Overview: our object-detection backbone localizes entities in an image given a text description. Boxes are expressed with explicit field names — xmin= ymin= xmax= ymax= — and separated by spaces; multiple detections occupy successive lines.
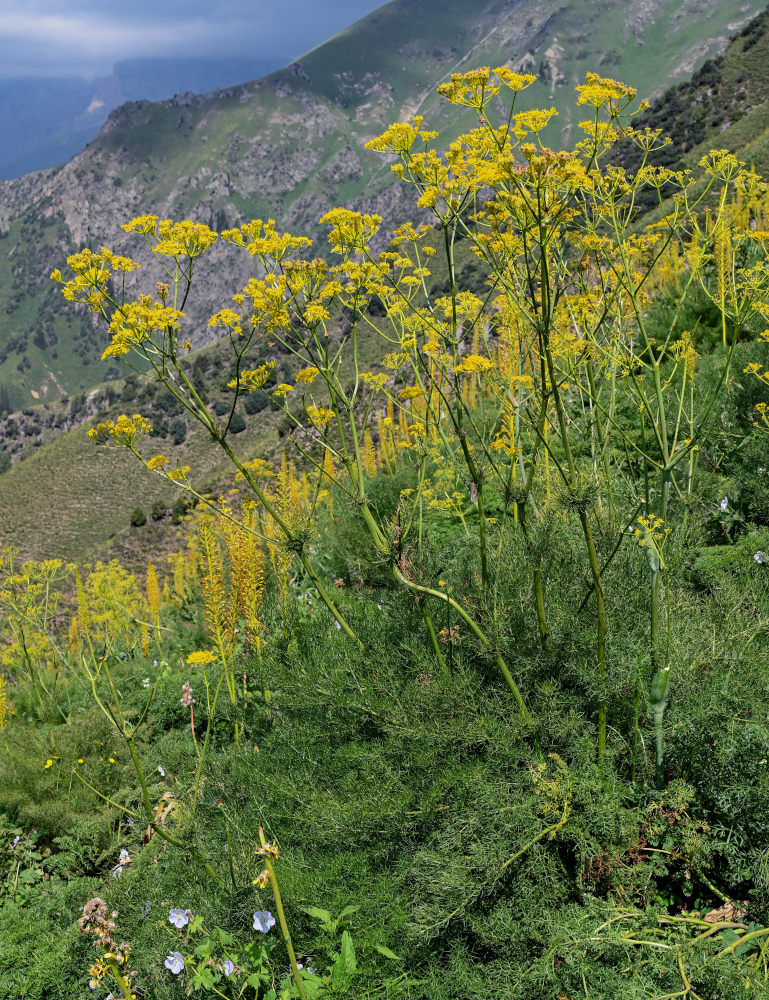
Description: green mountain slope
xmin=0 ymin=0 xmax=759 ymax=411
xmin=618 ymin=7 xmax=769 ymax=180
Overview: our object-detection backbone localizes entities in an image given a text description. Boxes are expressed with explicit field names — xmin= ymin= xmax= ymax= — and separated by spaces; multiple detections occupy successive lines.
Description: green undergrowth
xmin=3 ymin=474 xmax=769 ymax=998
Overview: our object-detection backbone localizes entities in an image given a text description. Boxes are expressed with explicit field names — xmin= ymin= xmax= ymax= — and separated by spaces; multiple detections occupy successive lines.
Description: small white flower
xmin=165 ymin=951 xmax=185 ymax=974
xmin=720 ymin=496 xmax=729 ymax=512
xmin=754 ymin=551 xmax=768 ymax=564
xmin=253 ymin=910 xmax=276 ymax=933
xmin=335 ymin=621 xmax=342 ymax=630
xmin=157 ymin=765 xmax=166 ymax=776
xmin=168 ymin=908 xmax=190 ymax=929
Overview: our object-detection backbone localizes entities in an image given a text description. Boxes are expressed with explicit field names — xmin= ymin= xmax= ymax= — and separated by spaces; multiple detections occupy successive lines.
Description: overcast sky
xmin=0 ymin=0 xmax=386 ymax=78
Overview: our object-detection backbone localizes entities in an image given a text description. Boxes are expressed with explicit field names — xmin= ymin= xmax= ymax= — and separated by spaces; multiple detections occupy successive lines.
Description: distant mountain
xmin=0 ymin=57 xmax=288 ymax=180
xmin=616 ymin=7 xmax=769 ymax=183
xmin=0 ymin=0 xmax=761 ymax=411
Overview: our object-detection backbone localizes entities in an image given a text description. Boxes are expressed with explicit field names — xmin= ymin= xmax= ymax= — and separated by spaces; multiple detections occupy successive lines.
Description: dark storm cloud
xmin=0 ymin=0 xmax=385 ymax=78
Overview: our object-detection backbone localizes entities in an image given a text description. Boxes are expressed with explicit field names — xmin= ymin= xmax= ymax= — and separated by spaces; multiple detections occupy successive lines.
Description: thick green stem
xmin=421 ymin=603 xmax=448 ymax=674
xmin=579 ymin=510 xmax=607 ymax=768
xmin=106 ymin=960 xmax=133 ymax=999
xmin=393 ymin=565 xmax=531 ymax=723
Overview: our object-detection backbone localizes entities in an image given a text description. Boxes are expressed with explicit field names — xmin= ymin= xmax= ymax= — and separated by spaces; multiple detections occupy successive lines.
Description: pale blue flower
xmin=253 ymin=910 xmax=276 ymax=933
xmin=165 ymin=951 xmax=185 ymax=974
xmin=720 ymin=496 xmax=729 ymax=512
xmin=224 ymin=957 xmax=235 ymax=977
xmin=755 ymin=551 xmax=768 ymax=564
xmin=297 ymin=962 xmax=316 ymax=975
xmin=169 ymin=908 xmax=190 ymax=929
xmin=157 ymin=765 xmax=166 ymax=776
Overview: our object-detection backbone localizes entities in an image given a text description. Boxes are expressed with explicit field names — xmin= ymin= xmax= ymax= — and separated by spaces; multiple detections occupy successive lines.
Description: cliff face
xmin=0 ymin=0 xmax=760 ymax=409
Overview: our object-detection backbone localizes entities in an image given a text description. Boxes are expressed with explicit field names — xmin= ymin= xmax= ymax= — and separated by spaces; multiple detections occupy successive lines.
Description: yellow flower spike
xmin=272 ymin=384 xmax=295 ymax=399
xmin=221 ymin=218 xmax=312 ymax=259
xmin=167 ymin=466 xmax=191 ymax=482
xmin=146 ymin=455 xmax=169 ymax=471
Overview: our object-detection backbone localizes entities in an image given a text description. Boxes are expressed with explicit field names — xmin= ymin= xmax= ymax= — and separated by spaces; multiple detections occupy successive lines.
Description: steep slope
xmin=617 ymin=7 xmax=769 ymax=181
xmin=0 ymin=0 xmax=759 ymax=411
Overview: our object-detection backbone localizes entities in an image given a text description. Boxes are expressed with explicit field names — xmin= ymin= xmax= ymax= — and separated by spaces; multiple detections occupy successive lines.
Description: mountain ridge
xmin=0 ymin=0 xmax=760 ymax=415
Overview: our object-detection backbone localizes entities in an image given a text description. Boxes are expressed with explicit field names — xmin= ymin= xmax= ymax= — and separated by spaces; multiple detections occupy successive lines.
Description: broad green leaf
xmin=374 ymin=944 xmax=402 ymax=961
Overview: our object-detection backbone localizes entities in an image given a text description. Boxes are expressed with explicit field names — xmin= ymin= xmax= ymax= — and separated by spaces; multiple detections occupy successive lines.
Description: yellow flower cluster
xmin=454 ymin=354 xmax=493 ymax=375
xmin=234 ymin=275 xmax=291 ymax=332
xmin=360 ymin=372 xmax=388 ymax=392
xmin=364 ymin=116 xmax=436 ymax=155
xmin=221 ymin=218 xmax=312 ymax=260
xmin=575 ymin=72 xmax=636 ymax=109
xmin=320 ymin=208 xmax=382 ymax=254
xmin=208 ymin=308 xmax=243 ymax=335
xmin=295 ymin=366 xmax=320 ymax=385
xmin=306 ymin=405 xmax=334 ymax=429
xmin=51 ymin=246 xmax=139 ymax=313
xmin=187 ymin=650 xmax=216 ymax=665
xmin=228 ymin=360 xmax=276 ymax=392
xmin=88 ymin=414 xmax=152 ymax=447
xmin=103 ymin=298 xmax=184 ymax=358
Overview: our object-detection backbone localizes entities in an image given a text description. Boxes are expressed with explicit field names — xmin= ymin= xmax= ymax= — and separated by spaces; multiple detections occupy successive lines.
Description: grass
xmin=2 ymin=456 xmax=769 ymax=998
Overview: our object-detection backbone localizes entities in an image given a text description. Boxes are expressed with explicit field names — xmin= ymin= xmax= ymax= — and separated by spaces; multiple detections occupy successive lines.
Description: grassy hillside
xmin=618 ymin=7 xmax=769 ymax=177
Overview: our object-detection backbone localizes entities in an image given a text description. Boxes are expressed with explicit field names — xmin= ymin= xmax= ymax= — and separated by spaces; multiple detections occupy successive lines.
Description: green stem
xmin=259 ymin=828 xmax=306 ymax=1000
xmin=421 ymin=603 xmax=448 ymax=674
xmin=392 ymin=565 xmax=531 ymax=722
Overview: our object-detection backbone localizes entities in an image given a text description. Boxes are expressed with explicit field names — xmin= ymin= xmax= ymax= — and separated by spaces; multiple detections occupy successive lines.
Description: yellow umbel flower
xmin=454 ymin=355 xmax=493 ymax=375
xmin=88 ymin=414 xmax=152 ymax=447
xmin=306 ymin=406 xmax=334 ymax=429
xmin=320 ymin=208 xmax=382 ymax=254
xmin=187 ymin=650 xmax=216 ymax=665
xmin=152 ymin=219 xmax=218 ymax=258
xmin=221 ymin=218 xmax=311 ymax=260
xmin=229 ymin=361 xmax=276 ymax=392
xmin=576 ymin=73 xmax=636 ymax=109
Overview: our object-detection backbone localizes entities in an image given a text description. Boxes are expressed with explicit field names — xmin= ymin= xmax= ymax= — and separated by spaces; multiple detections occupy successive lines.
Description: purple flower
xmin=165 ymin=951 xmax=185 ymax=974
xmin=224 ymin=957 xmax=235 ymax=977
xmin=253 ymin=910 xmax=276 ymax=933
xmin=168 ymin=908 xmax=190 ymax=929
